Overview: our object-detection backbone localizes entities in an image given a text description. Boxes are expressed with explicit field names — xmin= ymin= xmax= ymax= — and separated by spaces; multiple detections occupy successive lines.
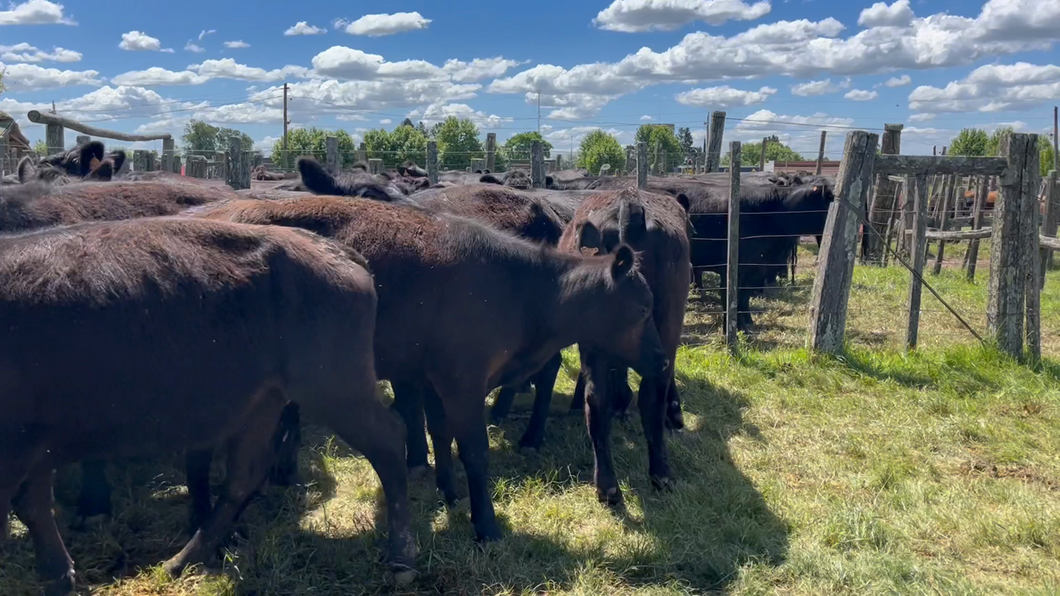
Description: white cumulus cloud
xmin=285 ymin=21 xmax=326 ymax=36
xmin=883 ymin=74 xmax=911 ymax=87
xmin=119 ymin=31 xmax=171 ymax=52
xmin=909 ymin=61 xmax=1060 ymax=113
xmin=335 ymin=12 xmax=431 ymax=36
xmin=593 ymin=0 xmax=771 ymax=32
xmin=844 ymin=89 xmax=879 ymax=101
xmin=675 ymin=85 xmax=777 ymax=107
xmin=185 ymin=41 xmax=204 ymax=53
xmin=0 ymin=43 xmax=80 ymax=63
xmin=0 ymin=62 xmax=101 ymax=90
xmin=858 ymin=0 xmax=915 ymax=28
xmin=0 ymin=0 xmax=75 ymax=25
xmin=224 ymin=40 xmax=250 ymax=49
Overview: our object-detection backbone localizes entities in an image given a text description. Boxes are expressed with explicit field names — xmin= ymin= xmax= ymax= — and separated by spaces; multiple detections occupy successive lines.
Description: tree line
xmin=948 ymin=127 xmax=1055 ymax=176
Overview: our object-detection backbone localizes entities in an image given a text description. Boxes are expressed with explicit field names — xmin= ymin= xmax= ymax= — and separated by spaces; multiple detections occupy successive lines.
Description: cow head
xmin=297 ymin=157 xmax=406 ymax=202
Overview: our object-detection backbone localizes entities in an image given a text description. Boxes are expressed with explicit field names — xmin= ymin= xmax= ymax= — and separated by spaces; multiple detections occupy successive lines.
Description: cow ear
xmin=298 ymin=157 xmax=344 ymax=196
xmin=88 ymin=160 xmax=114 ymax=181
xmin=578 ymin=221 xmax=602 ymax=254
xmin=483 ymin=168 xmax=491 ymax=174
xmin=620 ymin=201 xmax=647 ymax=244
xmin=676 ymin=192 xmax=690 ymax=213
xmin=611 ymin=244 xmax=635 ymax=279
xmin=17 ymin=155 xmax=37 ymax=183
xmin=108 ymin=151 xmax=127 ymax=174
xmin=545 ymin=175 xmax=554 ymax=187
xmin=78 ymin=141 xmax=105 ymax=178
xmin=480 ymin=174 xmax=502 ymax=185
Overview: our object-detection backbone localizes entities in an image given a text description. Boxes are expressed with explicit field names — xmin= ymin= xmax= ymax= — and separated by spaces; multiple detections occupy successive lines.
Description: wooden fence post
xmin=966 ymin=175 xmax=989 ymax=281
xmin=1040 ymin=170 xmax=1059 ymax=284
xmin=726 ymin=141 xmax=742 ymax=354
xmin=45 ymin=122 xmax=64 ymax=155
xmin=145 ymin=151 xmax=156 ymax=172
xmin=471 ymin=158 xmax=486 ymax=173
xmin=161 ymin=138 xmax=174 ymax=172
xmin=326 ymin=136 xmax=339 ymax=174
xmin=531 ymin=141 xmax=545 ymax=188
xmin=172 ymin=155 xmax=182 ymax=175
xmin=906 ymin=175 xmax=929 ymax=350
xmin=988 ymin=133 xmax=1039 ymax=358
xmin=1025 ymin=171 xmax=1043 ymax=363
xmin=485 ymin=132 xmax=496 ymax=172
xmin=133 ymin=150 xmax=146 ymax=172
xmin=75 ymin=134 xmax=90 ymax=146
xmin=368 ymin=158 xmax=383 ymax=174
xmin=815 ymin=131 xmax=827 ymax=175
xmin=932 ymin=175 xmax=956 ymax=275
xmin=226 ymin=136 xmax=250 ymax=190
xmin=637 ymin=142 xmax=648 ymax=189
xmin=356 ymin=143 xmax=367 ymax=166
xmin=759 ymin=137 xmax=767 ymax=171
xmin=864 ymin=123 xmax=903 ymax=264
xmin=427 ymin=141 xmax=438 ymax=185
xmin=807 ymin=130 xmax=879 ymax=354
xmin=705 ymin=111 xmax=726 ymax=173
xmin=653 ymin=140 xmax=661 ymax=176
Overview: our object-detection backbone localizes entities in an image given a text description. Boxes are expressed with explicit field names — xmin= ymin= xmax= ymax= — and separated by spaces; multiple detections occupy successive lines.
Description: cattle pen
xmin=3 ymin=112 xmax=1060 ymax=596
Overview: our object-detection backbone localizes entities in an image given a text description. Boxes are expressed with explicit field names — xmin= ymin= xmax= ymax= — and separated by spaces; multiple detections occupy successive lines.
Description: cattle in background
xmin=557 ymin=187 xmax=691 ymax=504
xmin=0 ymin=217 xmax=417 ymax=594
xmin=200 ymin=196 xmax=667 ymax=543
xmin=14 ymin=142 xmax=122 ymax=185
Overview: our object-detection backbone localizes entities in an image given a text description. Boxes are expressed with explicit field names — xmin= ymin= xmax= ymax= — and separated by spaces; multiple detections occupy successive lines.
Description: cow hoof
xmin=517 ymin=434 xmax=544 ymax=451
xmin=651 ymin=475 xmax=675 ymax=492
xmin=597 ymin=486 xmax=623 ymax=506
xmin=408 ymin=465 xmax=432 ymax=481
xmin=77 ymin=513 xmax=109 ymax=530
xmin=42 ymin=572 xmax=76 ymax=596
xmin=474 ymin=525 xmax=503 ymax=543
xmin=392 ymin=566 xmax=418 ymax=588
xmin=439 ymin=488 xmax=461 ymax=508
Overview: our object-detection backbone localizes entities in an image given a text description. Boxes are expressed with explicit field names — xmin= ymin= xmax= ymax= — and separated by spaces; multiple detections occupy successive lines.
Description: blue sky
xmin=1 ymin=0 xmax=1058 ymax=159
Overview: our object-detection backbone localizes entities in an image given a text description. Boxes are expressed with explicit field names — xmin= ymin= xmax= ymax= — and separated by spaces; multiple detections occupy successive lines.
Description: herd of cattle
xmin=0 ymin=140 xmax=835 ymax=595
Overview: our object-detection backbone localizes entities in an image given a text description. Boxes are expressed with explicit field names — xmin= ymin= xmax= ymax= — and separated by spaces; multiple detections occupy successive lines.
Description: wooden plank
xmin=932 ymin=175 xmax=956 ymax=275
xmin=866 ymin=124 xmax=903 ymax=264
xmin=906 ymin=175 xmax=929 ymax=350
xmin=427 ymin=141 xmax=438 ymax=185
xmin=875 ymin=154 xmax=1008 ymax=177
xmin=1041 ymin=235 xmax=1060 ymax=251
xmin=988 ymin=133 xmax=1037 ymax=358
xmin=726 ymin=141 xmax=741 ymax=354
xmin=485 ymin=132 xmax=496 ymax=172
xmin=815 ymin=131 xmax=826 ymax=175
xmin=27 ymin=110 xmax=172 ymax=141
xmin=705 ymin=111 xmax=726 ymax=173
xmin=636 ymin=142 xmax=648 ymax=189
xmin=1040 ymin=171 xmax=1058 ymax=284
xmin=808 ymin=130 xmax=879 ymax=354
xmin=904 ymin=228 xmax=992 ymax=241
xmin=531 ymin=141 xmax=545 ymax=188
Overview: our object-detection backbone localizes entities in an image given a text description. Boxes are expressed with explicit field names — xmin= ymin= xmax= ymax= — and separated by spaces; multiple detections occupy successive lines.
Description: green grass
xmin=3 ymin=250 xmax=1060 ymax=595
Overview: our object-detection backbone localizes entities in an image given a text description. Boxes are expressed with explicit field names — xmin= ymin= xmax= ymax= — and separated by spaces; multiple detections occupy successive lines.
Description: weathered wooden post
xmin=726 ymin=141 xmax=742 ymax=354
xmin=864 ymin=124 xmax=903 ymax=264
xmin=599 ymin=164 xmax=612 ymax=176
xmin=1040 ymin=170 xmax=1059 ymax=284
xmin=988 ymin=133 xmax=1039 ymax=359
xmin=485 ymin=132 xmax=496 ymax=172
xmin=368 ymin=158 xmax=383 ymax=174
xmin=45 ymin=122 xmax=64 ymax=155
xmin=531 ymin=140 xmax=545 ymax=188
xmin=426 ymin=141 xmax=438 ymax=185
xmin=636 ymin=142 xmax=648 ymax=189
xmin=815 ymin=131 xmax=827 ymax=175
xmin=145 ymin=151 xmax=156 ymax=172
xmin=807 ymin=130 xmax=879 ymax=354
xmin=132 ymin=150 xmax=146 ymax=172
xmin=705 ymin=111 xmax=726 ymax=173
xmin=356 ymin=142 xmax=367 ymax=166
xmin=1024 ymin=172 xmax=1043 ymax=363
xmin=161 ymin=138 xmax=174 ymax=172
xmin=653 ymin=140 xmax=661 ymax=176
xmin=555 ymin=154 xmax=563 ymax=171
xmin=75 ymin=134 xmax=90 ymax=146
xmin=966 ymin=175 xmax=989 ymax=281
xmin=759 ymin=137 xmax=768 ymax=171
xmin=226 ymin=136 xmax=250 ymax=190
xmin=470 ymin=158 xmax=486 ymax=172
xmin=932 ymin=175 xmax=957 ymax=275
xmin=325 ymin=136 xmax=339 ymax=174
xmin=172 ymin=155 xmax=182 ymax=175
xmin=906 ymin=175 xmax=930 ymax=350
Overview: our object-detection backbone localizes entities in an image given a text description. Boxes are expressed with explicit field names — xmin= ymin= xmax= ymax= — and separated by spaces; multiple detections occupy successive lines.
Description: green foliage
xmin=362 ymin=123 xmax=428 ymax=168
xmin=986 ymin=127 xmax=1013 ymax=157
xmin=271 ymin=127 xmax=357 ymax=168
xmin=949 ymin=128 xmax=990 ymax=156
xmin=503 ymin=132 xmax=552 ymax=161
xmin=986 ymin=127 xmax=1057 ymax=176
xmin=678 ymin=126 xmax=700 ymax=163
xmin=33 ymin=139 xmax=47 ymax=155
xmin=182 ymin=120 xmax=253 ymax=158
xmin=722 ymin=137 xmax=805 ymax=167
xmin=577 ymin=130 xmax=625 ymax=175
xmin=433 ymin=117 xmax=484 ymax=170
xmin=635 ymin=124 xmax=683 ymax=172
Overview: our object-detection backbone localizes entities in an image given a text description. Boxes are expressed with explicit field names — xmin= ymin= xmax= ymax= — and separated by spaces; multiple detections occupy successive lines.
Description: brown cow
xmin=0 ymin=217 xmax=416 ymax=594
xmin=558 ymin=187 xmax=691 ymax=504
xmin=199 ymin=196 xmax=668 ymax=542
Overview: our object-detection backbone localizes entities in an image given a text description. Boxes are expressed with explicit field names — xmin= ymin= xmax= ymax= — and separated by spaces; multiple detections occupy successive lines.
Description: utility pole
xmin=536 ymin=89 xmax=541 ymax=135
xmin=1053 ymin=106 xmax=1058 ymax=171
xmin=282 ymin=82 xmax=289 ymax=168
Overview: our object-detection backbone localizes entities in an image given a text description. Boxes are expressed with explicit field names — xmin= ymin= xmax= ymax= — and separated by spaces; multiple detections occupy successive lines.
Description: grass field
xmin=3 ymin=244 xmax=1059 ymax=595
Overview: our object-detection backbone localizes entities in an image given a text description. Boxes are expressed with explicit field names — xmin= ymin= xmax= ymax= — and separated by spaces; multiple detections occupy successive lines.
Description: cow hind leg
xmin=489 ymin=387 xmax=518 ymax=423
xmin=391 ymin=382 xmax=430 ymax=475
xmin=423 ymin=388 xmax=460 ymax=506
xmin=569 ymin=371 xmax=586 ymax=414
xmin=664 ymin=377 xmax=685 ymax=431
xmin=268 ymin=402 xmax=301 ymax=487
xmin=519 ymin=352 xmax=563 ymax=450
xmin=582 ymin=355 xmax=622 ymax=505
xmin=638 ymin=374 xmax=675 ymax=491
xmin=13 ymin=466 xmax=76 ymax=596
xmin=163 ymin=388 xmax=285 ymax=578
xmin=184 ymin=448 xmax=214 ymax=535
xmin=75 ymin=459 xmax=112 ymax=521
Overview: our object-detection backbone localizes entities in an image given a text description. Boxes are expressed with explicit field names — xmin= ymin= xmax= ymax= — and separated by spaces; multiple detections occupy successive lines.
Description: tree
xmin=434 ymin=117 xmax=483 ymax=170
xmin=182 ymin=120 xmax=254 ymax=159
xmin=635 ymin=124 xmax=683 ymax=172
xmin=362 ymin=124 xmax=429 ymax=168
xmin=400 ymin=117 xmax=415 ymax=128
xmin=722 ymin=138 xmax=804 ymax=167
xmin=33 ymin=139 xmax=47 ymax=155
xmin=503 ymin=132 xmax=552 ymax=161
xmin=986 ymin=127 xmax=1013 ymax=157
xmin=949 ymin=128 xmax=989 ymax=156
xmin=416 ymin=121 xmax=430 ymax=138
xmin=270 ymin=127 xmax=357 ymax=167
xmin=217 ymin=126 xmax=254 ymax=153
xmin=678 ymin=126 xmax=699 ymax=164
xmin=577 ymin=130 xmax=625 ymax=175
xmin=985 ymin=127 xmax=1055 ymax=176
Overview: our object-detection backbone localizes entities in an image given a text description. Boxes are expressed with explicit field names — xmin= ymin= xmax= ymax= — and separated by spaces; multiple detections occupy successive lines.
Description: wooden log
xmin=1040 ymin=171 xmax=1059 ymax=284
xmin=226 ymin=136 xmax=250 ymax=191
xmin=27 ymin=110 xmax=172 ymax=141
xmin=874 ymin=155 xmax=1008 ymax=177
xmin=637 ymin=142 xmax=648 ymax=189
xmin=45 ymin=122 xmax=64 ymax=155
xmin=932 ymin=175 xmax=956 ymax=275
xmin=485 ymin=132 xmax=496 ymax=172
xmin=865 ymin=124 xmax=903 ymax=264
xmin=906 ymin=175 xmax=929 ymax=350
xmin=531 ymin=141 xmax=545 ymax=188
xmin=727 ymin=141 xmax=741 ymax=354
xmin=368 ymin=158 xmax=383 ymax=175
xmin=815 ymin=131 xmax=827 ymax=175
xmin=966 ymin=176 xmax=988 ymax=281
xmin=808 ymin=130 xmax=879 ymax=354
xmin=705 ymin=111 xmax=726 ymax=173
xmin=1041 ymin=235 xmax=1060 ymax=251
xmin=427 ymin=141 xmax=438 ymax=185
xmin=904 ymin=228 xmax=992 ymax=241
xmin=325 ymin=136 xmax=339 ymax=174
xmin=988 ymin=133 xmax=1037 ymax=359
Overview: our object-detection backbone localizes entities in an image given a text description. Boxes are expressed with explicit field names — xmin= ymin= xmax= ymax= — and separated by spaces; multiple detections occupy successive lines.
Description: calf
xmin=558 ymin=188 xmax=691 ymax=504
xmin=0 ymin=217 xmax=416 ymax=594
xmin=200 ymin=196 xmax=668 ymax=542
